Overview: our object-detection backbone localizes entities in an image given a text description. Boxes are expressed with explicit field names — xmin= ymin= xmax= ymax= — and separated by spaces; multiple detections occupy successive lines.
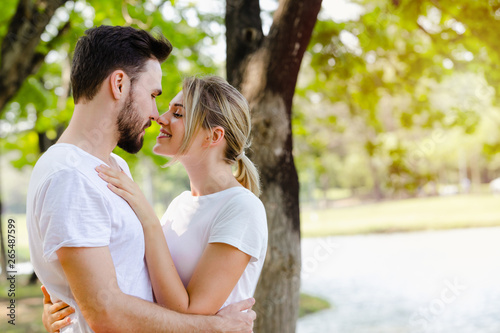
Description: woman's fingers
xmin=52 ymin=304 xmax=75 ymax=321
xmin=95 ymin=165 xmax=145 ymax=208
xmin=40 ymin=287 xmax=75 ymax=333
xmin=96 ymin=165 xmax=120 ymax=181
xmin=96 ymin=165 xmax=134 ymax=193
xmin=49 ymin=301 xmax=72 ymax=314
xmin=41 ymin=285 xmax=51 ymax=304
xmin=96 ymin=165 xmax=119 ymax=177
xmin=107 ymin=183 xmax=133 ymax=201
xmin=97 ymin=170 xmax=122 ymax=186
xmin=51 ymin=316 xmax=72 ymax=333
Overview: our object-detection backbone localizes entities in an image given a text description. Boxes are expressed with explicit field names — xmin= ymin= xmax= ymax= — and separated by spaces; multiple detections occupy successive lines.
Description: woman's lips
xmin=157 ymin=129 xmax=172 ymax=138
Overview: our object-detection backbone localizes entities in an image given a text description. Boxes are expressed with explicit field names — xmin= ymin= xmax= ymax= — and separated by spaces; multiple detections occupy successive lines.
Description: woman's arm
xmin=96 ymin=165 xmax=251 ymax=314
xmin=144 ymin=224 xmax=250 ymax=314
xmin=183 ymin=242 xmax=251 ymax=314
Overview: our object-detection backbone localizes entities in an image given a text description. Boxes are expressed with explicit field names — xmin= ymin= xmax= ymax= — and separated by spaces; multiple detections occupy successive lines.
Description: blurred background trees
xmin=294 ymin=0 xmax=500 ymax=206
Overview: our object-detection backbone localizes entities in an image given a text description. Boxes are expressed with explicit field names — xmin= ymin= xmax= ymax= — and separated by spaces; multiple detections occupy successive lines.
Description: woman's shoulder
xmin=208 ymin=187 xmax=268 ymax=260
xmin=218 ymin=187 xmax=265 ymax=211
xmin=212 ymin=187 xmax=267 ymax=228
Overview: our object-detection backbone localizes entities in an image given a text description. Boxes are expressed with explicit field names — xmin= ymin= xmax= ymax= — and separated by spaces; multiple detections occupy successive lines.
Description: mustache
xmin=143 ymin=119 xmax=152 ymax=130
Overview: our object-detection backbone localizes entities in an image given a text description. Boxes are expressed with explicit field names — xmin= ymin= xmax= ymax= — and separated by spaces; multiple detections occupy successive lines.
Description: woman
xmin=42 ymin=75 xmax=268 ymax=332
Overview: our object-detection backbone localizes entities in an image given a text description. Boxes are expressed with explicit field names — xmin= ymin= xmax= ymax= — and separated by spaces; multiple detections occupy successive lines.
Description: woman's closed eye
xmin=173 ymin=112 xmax=183 ymax=118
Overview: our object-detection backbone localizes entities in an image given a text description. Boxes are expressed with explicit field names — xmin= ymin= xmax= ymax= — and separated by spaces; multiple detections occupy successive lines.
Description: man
xmin=26 ymin=25 xmax=255 ymax=332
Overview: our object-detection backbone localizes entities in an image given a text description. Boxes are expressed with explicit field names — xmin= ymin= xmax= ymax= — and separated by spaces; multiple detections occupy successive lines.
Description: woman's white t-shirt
xmin=161 ymin=186 xmax=268 ymax=309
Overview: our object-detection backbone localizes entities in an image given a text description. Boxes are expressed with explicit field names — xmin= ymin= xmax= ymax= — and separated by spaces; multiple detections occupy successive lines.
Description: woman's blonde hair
xmin=176 ymin=75 xmax=261 ymax=196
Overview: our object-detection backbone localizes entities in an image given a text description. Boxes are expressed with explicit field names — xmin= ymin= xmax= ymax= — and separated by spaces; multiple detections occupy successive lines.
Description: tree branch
xmin=263 ymin=0 xmax=322 ymax=110
xmin=225 ymin=0 xmax=264 ymax=88
xmin=0 ymin=0 xmax=68 ymax=115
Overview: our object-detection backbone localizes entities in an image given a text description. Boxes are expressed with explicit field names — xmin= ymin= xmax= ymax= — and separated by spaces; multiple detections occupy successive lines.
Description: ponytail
xmin=234 ymin=152 xmax=261 ymax=197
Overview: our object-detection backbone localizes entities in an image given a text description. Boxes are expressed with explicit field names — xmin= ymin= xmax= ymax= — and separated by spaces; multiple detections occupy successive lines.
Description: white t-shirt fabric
xmin=26 ymin=143 xmax=153 ymax=333
xmin=161 ymin=186 xmax=268 ymax=309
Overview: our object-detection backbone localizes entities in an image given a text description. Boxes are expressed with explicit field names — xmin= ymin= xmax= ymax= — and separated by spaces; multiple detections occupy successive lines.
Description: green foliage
xmin=0 ymin=0 xmax=221 ymax=172
xmin=293 ymin=0 xmax=500 ymax=200
xmin=0 ymin=1 xmax=229 ymax=214
xmin=0 ymin=0 xmax=18 ymax=40
xmin=3 ymin=0 xmax=500 ymax=207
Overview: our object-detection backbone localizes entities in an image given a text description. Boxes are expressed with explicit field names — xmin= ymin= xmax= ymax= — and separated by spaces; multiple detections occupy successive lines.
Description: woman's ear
xmin=110 ymin=70 xmax=128 ymax=100
xmin=211 ymin=127 xmax=225 ymax=145
xmin=203 ymin=127 xmax=225 ymax=147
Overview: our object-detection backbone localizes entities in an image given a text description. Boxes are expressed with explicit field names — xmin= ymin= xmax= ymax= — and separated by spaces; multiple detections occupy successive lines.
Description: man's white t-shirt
xmin=161 ymin=186 xmax=268 ymax=309
xmin=26 ymin=143 xmax=153 ymax=332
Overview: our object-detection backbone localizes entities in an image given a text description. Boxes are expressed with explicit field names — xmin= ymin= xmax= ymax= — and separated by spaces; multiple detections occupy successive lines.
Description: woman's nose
xmin=156 ymin=112 xmax=170 ymax=126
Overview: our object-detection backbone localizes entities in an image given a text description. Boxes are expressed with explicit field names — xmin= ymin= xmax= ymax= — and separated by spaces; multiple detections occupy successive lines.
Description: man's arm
xmin=56 ymin=246 xmax=255 ymax=332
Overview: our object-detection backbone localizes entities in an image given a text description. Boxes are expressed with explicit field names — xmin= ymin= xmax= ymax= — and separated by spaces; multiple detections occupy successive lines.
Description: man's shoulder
xmin=35 ymin=143 xmax=89 ymax=170
xmin=31 ymin=144 xmax=110 ymax=196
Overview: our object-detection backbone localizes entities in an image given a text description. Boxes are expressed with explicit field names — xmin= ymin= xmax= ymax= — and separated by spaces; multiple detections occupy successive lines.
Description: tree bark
xmin=0 ymin=0 xmax=69 ymax=114
xmin=226 ymin=1 xmax=322 ymax=331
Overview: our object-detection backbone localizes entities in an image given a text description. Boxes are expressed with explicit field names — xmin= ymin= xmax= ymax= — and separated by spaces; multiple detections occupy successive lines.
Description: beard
xmin=116 ymin=89 xmax=151 ymax=154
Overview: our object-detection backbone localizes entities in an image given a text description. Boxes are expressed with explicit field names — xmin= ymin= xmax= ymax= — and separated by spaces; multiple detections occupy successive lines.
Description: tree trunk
xmin=0 ymin=0 xmax=69 ymax=115
xmin=226 ymin=1 xmax=322 ymax=331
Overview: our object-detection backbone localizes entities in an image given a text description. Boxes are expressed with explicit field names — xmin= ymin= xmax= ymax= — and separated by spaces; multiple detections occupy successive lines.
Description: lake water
xmin=297 ymin=227 xmax=500 ymax=332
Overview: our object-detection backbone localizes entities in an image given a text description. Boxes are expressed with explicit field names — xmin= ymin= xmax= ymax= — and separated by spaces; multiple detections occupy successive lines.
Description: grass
xmin=301 ymin=193 xmax=500 ymax=237
xmin=299 ymin=293 xmax=331 ymax=318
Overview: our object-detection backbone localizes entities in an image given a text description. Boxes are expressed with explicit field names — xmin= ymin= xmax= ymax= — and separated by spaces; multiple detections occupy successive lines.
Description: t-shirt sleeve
xmin=37 ymin=169 xmax=112 ymax=262
xmin=208 ymin=193 xmax=268 ymax=263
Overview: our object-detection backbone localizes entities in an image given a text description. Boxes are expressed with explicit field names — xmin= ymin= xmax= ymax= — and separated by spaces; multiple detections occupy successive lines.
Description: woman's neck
xmin=181 ymin=155 xmax=241 ymax=196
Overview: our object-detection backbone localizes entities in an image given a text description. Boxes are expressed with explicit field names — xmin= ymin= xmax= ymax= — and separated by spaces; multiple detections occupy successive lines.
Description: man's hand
xmin=214 ymin=298 xmax=256 ymax=332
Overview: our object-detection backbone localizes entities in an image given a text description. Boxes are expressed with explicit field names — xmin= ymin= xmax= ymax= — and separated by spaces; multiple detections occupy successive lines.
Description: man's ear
xmin=110 ymin=70 xmax=128 ymax=100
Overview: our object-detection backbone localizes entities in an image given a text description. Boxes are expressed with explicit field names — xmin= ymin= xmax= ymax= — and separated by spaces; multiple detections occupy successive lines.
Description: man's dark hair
xmin=71 ymin=25 xmax=172 ymax=103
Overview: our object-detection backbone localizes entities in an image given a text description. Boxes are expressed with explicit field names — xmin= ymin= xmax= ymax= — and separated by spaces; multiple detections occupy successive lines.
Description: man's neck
xmin=58 ymin=104 xmax=119 ymax=166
